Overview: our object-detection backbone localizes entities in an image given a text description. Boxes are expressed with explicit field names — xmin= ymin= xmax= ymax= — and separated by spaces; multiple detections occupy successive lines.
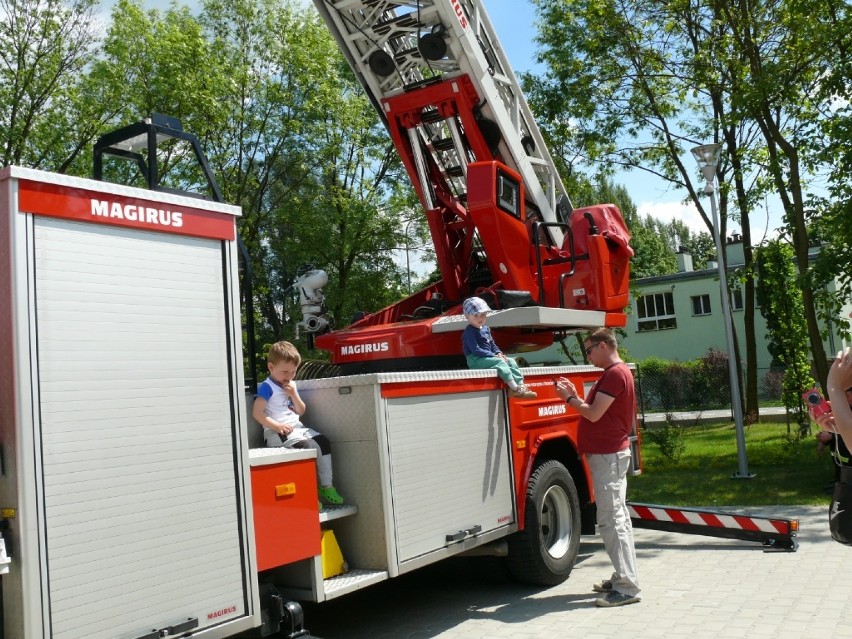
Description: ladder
xmin=311 ymin=0 xmax=571 ymax=246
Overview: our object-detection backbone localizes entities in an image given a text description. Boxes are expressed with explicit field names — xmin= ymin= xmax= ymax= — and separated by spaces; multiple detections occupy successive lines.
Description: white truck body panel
xmin=0 ymin=167 xmax=259 ymax=639
xmin=385 ymin=391 xmax=514 ymax=564
xmin=264 ymin=370 xmax=516 ymax=602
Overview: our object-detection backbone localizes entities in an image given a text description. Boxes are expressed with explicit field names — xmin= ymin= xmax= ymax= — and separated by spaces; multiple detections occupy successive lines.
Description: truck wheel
xmin=506 ymin=459 xmax=581 ymax=586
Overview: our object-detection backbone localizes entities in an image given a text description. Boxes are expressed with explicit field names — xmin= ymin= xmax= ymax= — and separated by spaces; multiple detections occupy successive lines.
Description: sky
xmin=114 ymin=0 xmax=766 ymax=240
xmin=483 ymin=0 xmax=745 ymax=238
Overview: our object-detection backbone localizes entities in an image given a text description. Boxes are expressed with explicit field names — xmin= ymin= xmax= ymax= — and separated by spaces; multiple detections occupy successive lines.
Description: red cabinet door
xmin=251 ymin=459 xmax=321 ymax=571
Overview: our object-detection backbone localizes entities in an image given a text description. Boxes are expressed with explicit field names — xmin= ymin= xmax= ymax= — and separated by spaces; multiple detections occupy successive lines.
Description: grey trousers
xmin=587 ymin=450 xmax=641 ymax=598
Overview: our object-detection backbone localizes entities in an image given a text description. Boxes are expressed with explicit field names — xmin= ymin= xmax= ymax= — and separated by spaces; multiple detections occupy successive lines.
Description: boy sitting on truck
xmin=253 ymin=340 xmax=344 ymax=506
xmin=462 ymin=297 xmax=536 ymax=399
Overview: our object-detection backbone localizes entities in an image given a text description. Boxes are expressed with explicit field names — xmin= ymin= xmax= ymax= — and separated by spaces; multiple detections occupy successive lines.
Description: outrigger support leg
xmin=627 ymin=502 xmax=799 ymax=553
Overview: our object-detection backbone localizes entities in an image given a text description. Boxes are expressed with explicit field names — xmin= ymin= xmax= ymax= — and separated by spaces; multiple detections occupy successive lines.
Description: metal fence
xmin=635 ymin=363 xmax=788 ymax=414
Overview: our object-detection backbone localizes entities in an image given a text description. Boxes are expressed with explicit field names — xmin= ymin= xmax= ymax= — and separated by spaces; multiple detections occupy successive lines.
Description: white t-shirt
xmin=256 ymin=377 xmax=301 ymax=427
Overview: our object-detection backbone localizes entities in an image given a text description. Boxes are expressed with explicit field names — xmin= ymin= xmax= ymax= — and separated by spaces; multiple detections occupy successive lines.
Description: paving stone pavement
xmin=304 ymin=505 xmax=850 ymax=639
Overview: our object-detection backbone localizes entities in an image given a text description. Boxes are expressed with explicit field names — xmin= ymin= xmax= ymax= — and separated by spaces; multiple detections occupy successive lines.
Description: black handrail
xmin=532 ymin=221 xmax=575 ymax=307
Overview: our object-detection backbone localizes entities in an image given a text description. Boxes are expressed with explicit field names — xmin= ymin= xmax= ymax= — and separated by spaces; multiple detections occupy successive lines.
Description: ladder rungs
xmin=393 ymin=47 xmax=421 ymax=62
xmin=373 ymin=14 xmax=420 ymax=36
xmin=420 ymin=108 xmax=444 ymax=122
xmin=431 ymin=138 xmax=454 ymax=151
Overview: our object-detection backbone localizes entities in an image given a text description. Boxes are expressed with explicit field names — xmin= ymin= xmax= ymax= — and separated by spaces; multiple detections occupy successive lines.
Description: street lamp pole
xmin=691 ymin=144 xmax=753 ymax=479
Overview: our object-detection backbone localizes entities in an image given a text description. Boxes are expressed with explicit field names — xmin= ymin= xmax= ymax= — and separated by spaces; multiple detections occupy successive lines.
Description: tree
xmin=712 ymin=0 xmax=852 ymax=390
xmin=83 ymin=0 xmax=229 ymax=185
xmin=523 ymin=0 xmax=850 ymax=420
xmin=754 ymin=239 xmax=814 ymax=431
xmin=0 ymin=0 xmax=100 ymax=171
xmin=805 ymin=9 xmax=852 ymax=347
xmin=192 ymin=0 xmax=412 ymax=363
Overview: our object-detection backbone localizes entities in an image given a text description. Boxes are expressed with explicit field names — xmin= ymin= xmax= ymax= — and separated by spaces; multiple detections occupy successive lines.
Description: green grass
xmin=629 ymin=422 xmax=837 ymax=507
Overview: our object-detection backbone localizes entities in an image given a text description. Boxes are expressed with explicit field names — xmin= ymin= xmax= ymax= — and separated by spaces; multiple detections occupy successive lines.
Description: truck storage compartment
xmin=0 ymin=168 xmax=258 ymax=639
xmin=385 ymin=390 xmax=515 ymax=568
xmin=276 ymin=370 xmax=516 ymax=601
xmin=250 ymin=448 xmax=322 ymax=572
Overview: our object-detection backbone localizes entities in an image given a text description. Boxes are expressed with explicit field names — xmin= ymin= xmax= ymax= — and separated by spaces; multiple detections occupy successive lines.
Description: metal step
xmin=393 ymin=47 xmax=421 ymax=62
xmin=323 ymin=569 xmax=388 ymax=600
xmin=372 ymin=13 xmax=419 ymax=36
xmin=319 ymin=503 xmax=358 ymax=523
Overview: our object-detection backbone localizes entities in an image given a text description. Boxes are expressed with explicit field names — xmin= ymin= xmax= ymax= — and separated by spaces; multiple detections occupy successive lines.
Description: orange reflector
xmin=790 ymin=520 xmax=798 ymax=533
xmin=515 ymin=440 xmax=527 ymax=449
xmin=275 ymin=483 xmax=296 ymax=497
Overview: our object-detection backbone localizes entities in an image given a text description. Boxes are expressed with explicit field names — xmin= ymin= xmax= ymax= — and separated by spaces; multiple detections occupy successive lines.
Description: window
xmin=691 ymin=294 xmax=711 ymax=316
xmin=496 ymin=171 xmax=520 ymax=217
xmin=731 ymin=288 xmax=744 ymax=311
xmin=636 ymin=292 xmax=677 ymax=331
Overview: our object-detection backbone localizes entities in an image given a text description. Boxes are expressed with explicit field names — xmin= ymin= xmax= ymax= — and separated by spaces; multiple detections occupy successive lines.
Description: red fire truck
xmin=0 ymin=1 xmax=640 ymax=638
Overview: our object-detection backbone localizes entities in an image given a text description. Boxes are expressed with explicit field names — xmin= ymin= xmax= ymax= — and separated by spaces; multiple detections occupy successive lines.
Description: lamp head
xmin=691 ymin=143 xmax=722 ymax=186
xmin=691 ymin=143 xmax=722 ymax=169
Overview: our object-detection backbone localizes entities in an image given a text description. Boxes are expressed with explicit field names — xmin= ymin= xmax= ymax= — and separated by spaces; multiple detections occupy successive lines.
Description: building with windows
xmin=513 ymin=237 xmax=850 ymax=375
xmin=624 ymin=238 xmax=850 ymax=372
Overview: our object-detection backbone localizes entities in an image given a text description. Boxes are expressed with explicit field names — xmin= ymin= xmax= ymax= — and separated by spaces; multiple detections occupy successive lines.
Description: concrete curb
xmin=642 ymin=406 xmax=789 ymax=426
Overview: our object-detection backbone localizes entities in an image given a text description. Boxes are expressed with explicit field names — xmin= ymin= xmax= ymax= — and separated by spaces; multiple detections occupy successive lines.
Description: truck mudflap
xmin=256 ymin=584 xmax=323 ymax=639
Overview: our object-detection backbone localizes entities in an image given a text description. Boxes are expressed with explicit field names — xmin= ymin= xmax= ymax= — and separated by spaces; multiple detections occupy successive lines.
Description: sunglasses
xmin=584 ymin=343 xmax=598 ymax=357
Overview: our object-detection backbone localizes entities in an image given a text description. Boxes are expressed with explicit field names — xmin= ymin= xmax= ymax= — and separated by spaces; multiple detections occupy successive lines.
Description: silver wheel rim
xmin=540 ymin=484 xmax=572 ymax=559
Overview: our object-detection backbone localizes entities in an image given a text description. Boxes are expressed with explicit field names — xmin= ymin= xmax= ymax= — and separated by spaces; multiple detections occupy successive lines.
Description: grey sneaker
xmin=511 ymin=385 xmax=537 ymax=399
xmin=595 ymin=591 xmax=640 ymax=607
xmin=592 ymin=580 xmax=613 ymax=593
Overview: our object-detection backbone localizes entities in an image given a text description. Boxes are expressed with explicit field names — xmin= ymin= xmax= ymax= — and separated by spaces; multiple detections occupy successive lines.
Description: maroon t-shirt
xmin=577 ymin=362 xmax=635 ymax=455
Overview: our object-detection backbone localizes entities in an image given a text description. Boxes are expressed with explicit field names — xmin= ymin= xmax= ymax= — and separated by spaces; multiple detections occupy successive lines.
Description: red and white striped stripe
xmin=628 ymin=503 xmax=793 ymax=536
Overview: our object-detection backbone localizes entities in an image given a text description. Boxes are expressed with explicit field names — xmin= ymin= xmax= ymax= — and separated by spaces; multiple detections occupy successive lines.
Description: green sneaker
xmin=319 ymin=485 xmax=344 ymax=505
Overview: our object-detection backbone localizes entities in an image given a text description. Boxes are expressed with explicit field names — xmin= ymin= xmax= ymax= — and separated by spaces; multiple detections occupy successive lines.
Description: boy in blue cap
xmin=461 ymin=296 xmax=536 ymax=399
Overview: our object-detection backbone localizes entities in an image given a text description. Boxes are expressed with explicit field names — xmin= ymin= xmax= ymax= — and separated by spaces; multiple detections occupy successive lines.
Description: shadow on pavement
xmin=303 ymin=555 xmax=589 ymax=639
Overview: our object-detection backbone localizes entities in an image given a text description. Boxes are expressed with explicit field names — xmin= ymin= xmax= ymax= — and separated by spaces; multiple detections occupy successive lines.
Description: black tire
xmin=506 ymin=459 xmax=582 ymax=586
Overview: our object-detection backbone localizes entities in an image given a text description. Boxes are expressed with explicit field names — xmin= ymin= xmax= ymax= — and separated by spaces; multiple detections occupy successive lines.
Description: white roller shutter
xmin=33 ymin=217 xmax=247 ymax=639
xmin=385 ymin=391 xmax=515 ymax=564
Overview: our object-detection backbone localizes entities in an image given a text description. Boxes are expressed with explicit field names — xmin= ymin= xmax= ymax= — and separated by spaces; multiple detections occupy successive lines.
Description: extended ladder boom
xmin=312 ymin=0 xmax=571 ymax=239
xmin=312 ymin=0 xmax=633 ymax=373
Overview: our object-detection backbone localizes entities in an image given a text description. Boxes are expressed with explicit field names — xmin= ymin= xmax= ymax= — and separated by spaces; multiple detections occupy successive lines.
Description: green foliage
xmin=632 ymin=422 xmax=834 ymax=507
xmin=85 ymin=0 xmax=229 ymax=186
xmin=638 ymin=350 xmax=731 ymax=411
xmin=808 ymin=105 xmax=852 ymax=345
xmin=643 ymin=422 xmax=686 ymax=463
xmin=0 ymin=0 xmax=100 ymax=170
xmin=753 ymin=240 xmax=815 ymax=420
